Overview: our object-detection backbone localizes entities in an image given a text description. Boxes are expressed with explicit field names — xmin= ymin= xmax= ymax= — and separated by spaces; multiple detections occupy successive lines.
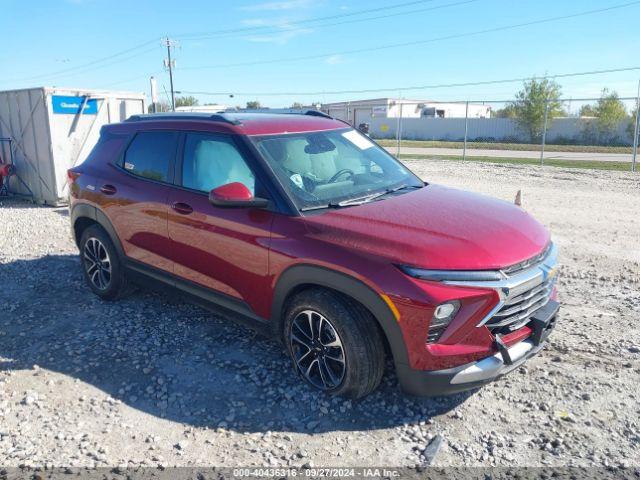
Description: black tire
xmin=284 ymin=288 xmax=385 ymax=399
xmin=79 ymin=224 xmax=132 ymax=300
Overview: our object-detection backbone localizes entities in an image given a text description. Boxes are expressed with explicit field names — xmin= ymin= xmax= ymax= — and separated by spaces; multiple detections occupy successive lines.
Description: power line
xmin=174 ymin=0 xmax=443 ymax=40
xmin=2 ymin=39 xmax=159 ymax=84
xmin=178 ymin=0 xmax=477 ymax=42
xmin=205 ymin=1 xmax=477 ymax=42
xmin=177 ymin=65 xmax=640 ymax=97
xmin=181 ymin=1 xmax=640 ymax=71
xmin=10 ymin=0 xmax=638 ymax=90
xmin=105 ymin=71 xmax=163 ymax=88
xmin=50 ymin=47 xmax=158 ymax=82
xmin=0 ymin=0 xmax=466 ymax=85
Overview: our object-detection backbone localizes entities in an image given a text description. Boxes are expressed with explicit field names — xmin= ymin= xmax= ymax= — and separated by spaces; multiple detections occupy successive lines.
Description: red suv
xmin=68 ymin=111 xmax=559 ymax=399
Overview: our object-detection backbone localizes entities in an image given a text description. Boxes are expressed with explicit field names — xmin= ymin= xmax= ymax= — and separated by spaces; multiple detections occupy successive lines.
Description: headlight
xmin=399 ymin=265 xmax=502 ymax=282
xmin=428 ymin=300 xmax=461 ymax=343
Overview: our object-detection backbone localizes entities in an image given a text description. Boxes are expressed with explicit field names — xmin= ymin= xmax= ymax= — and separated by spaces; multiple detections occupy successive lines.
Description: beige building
xmin=321 ymin=98 xmax=491 ymax=125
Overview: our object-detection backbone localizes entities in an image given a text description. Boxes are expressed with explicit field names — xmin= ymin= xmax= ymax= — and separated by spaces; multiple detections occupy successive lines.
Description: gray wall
xmin=369 ymin=117 xmax=633 ymax=144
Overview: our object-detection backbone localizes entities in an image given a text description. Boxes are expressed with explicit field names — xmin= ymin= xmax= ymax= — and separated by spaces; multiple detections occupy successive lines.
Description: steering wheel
xmin=327 ymin=169 xmax=355 ymax=184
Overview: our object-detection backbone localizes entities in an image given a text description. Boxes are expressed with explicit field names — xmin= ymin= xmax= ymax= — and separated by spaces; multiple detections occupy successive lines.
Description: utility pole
xmin=163 ymin=37 xmax=177 ymax=111
xmin=463 ymin=101 xmax=469 ymax=162
xmin=632 ymin=79 xmax=640 ymax=173
xmin=540 ymin=99 xmax=549 ymax=166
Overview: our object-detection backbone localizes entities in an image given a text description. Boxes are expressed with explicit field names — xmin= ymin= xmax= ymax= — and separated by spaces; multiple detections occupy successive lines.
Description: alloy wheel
xmin=289 ymin=310 xmax=346 ymax=390
xmin=83 ymin=237 xmax=112 ymax=290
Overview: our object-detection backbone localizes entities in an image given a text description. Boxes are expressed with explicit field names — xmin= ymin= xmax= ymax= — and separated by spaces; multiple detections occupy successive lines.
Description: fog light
xmin=434 ymin=302 xmax=457 ymax=320
xmin=428 ymin=300 xmax=461 ymax=343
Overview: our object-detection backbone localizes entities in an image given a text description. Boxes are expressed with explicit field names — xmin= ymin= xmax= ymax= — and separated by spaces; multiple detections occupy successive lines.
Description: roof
xmin=121 ymin=111 xmax=348 ymax=136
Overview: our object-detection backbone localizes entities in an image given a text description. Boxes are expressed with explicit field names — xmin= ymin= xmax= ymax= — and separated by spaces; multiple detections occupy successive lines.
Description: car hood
xmin=303 ymin=184 xmax=550 ymax=270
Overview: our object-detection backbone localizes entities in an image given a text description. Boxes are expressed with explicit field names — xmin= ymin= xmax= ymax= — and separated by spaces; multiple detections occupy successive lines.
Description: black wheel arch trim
xmin=70 ymin=203 xmax=125 ymax=258
xmin=271 ymin=264 xmax=410 ymax=366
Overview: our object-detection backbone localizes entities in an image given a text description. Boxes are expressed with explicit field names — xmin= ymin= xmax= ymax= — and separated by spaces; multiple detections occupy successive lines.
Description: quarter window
xmin=123 ymin=131 xmax=178 ymax=182
xmin=182 ymin=133 xmax=256 ymax=194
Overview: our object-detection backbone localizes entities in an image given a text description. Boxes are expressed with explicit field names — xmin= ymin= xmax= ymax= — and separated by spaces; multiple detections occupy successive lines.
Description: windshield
xmin=251 ymin=128 xmax=423 ymax=211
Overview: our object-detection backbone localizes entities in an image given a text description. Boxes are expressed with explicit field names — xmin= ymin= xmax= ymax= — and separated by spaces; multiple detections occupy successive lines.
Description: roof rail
xmin=210 ymin=114 xmax=242 ymax=124
xmin=304 ymin=110 xmax=333 ymax=119
xmin=125 ymin=113 xmax=241 ymax=125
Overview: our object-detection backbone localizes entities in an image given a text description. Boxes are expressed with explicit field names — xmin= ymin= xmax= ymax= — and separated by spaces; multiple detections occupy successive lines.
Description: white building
xmin=175 ymin=104 xmax=228 ymax=113
xmin=321 ymin=98 xmax=491 ymax=125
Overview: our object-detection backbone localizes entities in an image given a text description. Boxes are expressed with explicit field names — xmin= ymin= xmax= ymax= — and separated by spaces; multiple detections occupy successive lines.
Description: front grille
xmin=421 ymin=242 xmax=558 ymax=342
xmin=486 ymin=275 xmax=556 ymax=334
xmin=427 ymin=326 xmax=448 ymax=343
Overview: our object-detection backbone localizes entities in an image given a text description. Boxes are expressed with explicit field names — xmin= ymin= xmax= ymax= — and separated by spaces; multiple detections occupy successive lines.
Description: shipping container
xmin=0 ymin=87 xmax=145 ymax=205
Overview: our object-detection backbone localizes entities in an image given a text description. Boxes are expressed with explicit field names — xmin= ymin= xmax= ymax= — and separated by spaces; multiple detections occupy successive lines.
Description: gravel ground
xmin=0 ymin=160 xmax=639 ymax=470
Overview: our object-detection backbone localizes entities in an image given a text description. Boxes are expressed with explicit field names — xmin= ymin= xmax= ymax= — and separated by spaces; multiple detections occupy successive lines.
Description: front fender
xmin=270 ymin=264 xmax=410 ymax=367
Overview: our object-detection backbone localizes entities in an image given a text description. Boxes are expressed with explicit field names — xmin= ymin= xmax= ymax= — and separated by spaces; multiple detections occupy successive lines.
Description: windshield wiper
xmin=299 ymin=184 xmax=423 ymax=211
xmin=336 ymin=184 xmax=422 ymax=206
xmin=374 ymin=183 xmax=422 ymax=199
xmin=300 ymin=196 xmax=377 ymax=210
xmin=299 ymin=203 xmax=342 ymax=212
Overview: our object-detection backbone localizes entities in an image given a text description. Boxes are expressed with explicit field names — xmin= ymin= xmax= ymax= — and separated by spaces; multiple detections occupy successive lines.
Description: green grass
xmin=398 ymin=154 xmax=634 ymax=172
xmin=378 ymin=139 xmax=633 ymax=154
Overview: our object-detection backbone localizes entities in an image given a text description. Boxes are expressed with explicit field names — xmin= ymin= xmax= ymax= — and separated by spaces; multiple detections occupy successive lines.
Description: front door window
xmin=182 ymin=133 xmax=256 ymax=194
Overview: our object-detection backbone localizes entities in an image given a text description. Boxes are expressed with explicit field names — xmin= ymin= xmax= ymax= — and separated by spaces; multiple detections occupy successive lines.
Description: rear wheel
xmin=284 ymin=289 xmax=385 ymax=399
xmin=79 ymin=225 xmax=131 ymax=300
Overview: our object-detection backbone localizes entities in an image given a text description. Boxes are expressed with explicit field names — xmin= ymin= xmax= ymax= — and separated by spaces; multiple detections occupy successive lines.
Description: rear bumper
xmin=397 ymin=300 xmax=559 ymax=396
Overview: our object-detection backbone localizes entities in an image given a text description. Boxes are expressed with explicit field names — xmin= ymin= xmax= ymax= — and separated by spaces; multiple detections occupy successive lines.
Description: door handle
xmin=171 ymin=202 xmax=193 ymax=215
xmin=100 ymin=184 xmax=117 ymax=195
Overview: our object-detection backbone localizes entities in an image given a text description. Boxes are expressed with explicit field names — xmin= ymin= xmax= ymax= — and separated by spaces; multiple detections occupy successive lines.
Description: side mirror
xmin=208 ymin=182 xmax=269 ymax=208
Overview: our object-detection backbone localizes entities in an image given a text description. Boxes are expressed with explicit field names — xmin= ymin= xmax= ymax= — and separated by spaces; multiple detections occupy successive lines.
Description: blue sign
xmin=52 ymin=95 xmax=98 ymax=115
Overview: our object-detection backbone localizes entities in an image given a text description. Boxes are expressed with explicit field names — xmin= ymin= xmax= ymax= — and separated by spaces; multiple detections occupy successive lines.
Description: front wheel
xmin=284 ymin=289 xmax=385 ymax=399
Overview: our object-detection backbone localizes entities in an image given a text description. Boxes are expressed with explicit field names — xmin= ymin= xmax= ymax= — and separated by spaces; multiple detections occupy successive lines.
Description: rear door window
xmin=123 ymin=131 xmax=179 ymax=182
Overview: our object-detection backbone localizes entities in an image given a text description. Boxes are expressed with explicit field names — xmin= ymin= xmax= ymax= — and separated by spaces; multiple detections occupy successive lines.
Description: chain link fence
xmin=321 ymin=95 xmax=640 ymax=172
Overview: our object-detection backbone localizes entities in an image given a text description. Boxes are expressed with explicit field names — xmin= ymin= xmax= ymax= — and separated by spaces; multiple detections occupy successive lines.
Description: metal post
xmin=395 ymin=103 xmax=400 ymax=156
xmin=632 ymin=80 xmax=640 ymax=173
xmin=150 ymin=76 xmax=158 ymax=113
xmin=540 ymin=100 xmax=549 ymax=166
xmin=165 ymin=37 xmax=176 ymax=112
xmin=396 ymin=102 xmax=404 ymax=157
xmin=463 ymin=101 xmax=469 ymax=161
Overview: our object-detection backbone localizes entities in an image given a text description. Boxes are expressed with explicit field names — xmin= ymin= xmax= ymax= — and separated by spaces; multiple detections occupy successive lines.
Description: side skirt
xmin=124 ymin=259 xmax=273 ymax=338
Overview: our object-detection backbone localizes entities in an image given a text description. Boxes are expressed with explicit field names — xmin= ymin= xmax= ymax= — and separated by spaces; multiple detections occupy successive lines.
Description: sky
xmin=3 ymin=0 xmax=640 ymax=109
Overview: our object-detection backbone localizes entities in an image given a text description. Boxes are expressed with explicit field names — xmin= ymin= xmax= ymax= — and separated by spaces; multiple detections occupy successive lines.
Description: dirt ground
xmin=0 ymin=160 xmax=638 ymax=470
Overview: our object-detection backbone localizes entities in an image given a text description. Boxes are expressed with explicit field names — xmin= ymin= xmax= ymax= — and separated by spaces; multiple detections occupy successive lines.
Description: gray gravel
xmin=0 ymin=160 xmax=638 ymax=469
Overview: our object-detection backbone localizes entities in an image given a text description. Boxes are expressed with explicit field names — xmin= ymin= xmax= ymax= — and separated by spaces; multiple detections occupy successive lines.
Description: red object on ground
xmin=0 ymin=163 xmax=15 ymax=177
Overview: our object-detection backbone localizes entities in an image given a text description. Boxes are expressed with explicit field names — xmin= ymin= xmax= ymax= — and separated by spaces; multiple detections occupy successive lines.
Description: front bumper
xmin=397 ymin=299 xmax=559 ymax=396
